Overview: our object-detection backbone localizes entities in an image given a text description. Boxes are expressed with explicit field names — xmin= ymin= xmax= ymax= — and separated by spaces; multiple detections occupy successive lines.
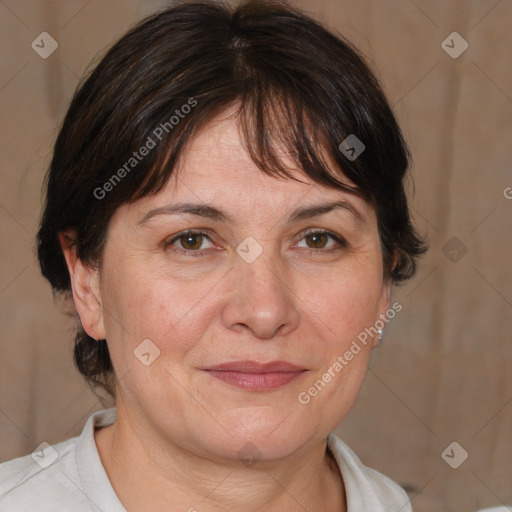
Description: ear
xmin=58 ymin=230 xmax=106 ymax=341
xmin=373 ymin=250 xmax=398 ymax=347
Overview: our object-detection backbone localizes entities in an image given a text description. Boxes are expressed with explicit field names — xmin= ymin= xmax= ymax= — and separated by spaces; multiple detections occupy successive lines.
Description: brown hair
xmin=37 ymin=0 xmax=427 ymax=398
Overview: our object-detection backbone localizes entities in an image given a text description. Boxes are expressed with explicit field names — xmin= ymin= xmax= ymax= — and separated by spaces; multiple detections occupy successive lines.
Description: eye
xmin=295 ymin=230 xmax=346 ymax=251
xmin=164 ymin=229 xmax=346 ymax=258
xmin=165 ymin=231 xmax=214 ymax=254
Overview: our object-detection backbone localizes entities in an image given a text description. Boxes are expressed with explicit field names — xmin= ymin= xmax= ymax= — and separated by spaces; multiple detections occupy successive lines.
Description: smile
xmin=203 ymin=360 xmax=308 ymax=391
xmin=205 ymin=370 xmax=307 ymax=390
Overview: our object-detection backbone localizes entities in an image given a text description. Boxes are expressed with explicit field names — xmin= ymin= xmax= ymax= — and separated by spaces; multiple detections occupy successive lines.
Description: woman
xmin=0 ymin=1 xmax=426 ymax=510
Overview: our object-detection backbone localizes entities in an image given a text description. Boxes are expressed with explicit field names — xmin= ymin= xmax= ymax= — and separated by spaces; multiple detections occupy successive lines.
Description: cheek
xmin=297 ymin=280 xmax=378 ymax=427
xmin=306 ymin=265 xmax=383 ymax=347
xmin=100 ymin=260 xmax=220 ymax=362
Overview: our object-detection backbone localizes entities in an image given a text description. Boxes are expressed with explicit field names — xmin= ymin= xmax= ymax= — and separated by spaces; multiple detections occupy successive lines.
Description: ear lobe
xmin=58 ymin=231 xmax=106 ymax=341
xmin=373 ymin=272 xmax=393 ymax=348
xmin=380 ymin=248 xmax=400 ymax=311
xmin=379 ymin=278 xmax=392 ymax=311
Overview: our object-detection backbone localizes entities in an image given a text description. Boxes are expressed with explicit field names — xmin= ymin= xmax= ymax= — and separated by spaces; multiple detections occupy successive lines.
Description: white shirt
xmin=477 ymin=508 xmax=512 ymax=512
xmin=0 ymin=408 xmax=412 ymax=512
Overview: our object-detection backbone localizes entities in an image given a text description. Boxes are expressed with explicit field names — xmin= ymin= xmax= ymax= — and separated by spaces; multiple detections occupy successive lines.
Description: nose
xmin=221 ymin=251 xmax=300 ymax=340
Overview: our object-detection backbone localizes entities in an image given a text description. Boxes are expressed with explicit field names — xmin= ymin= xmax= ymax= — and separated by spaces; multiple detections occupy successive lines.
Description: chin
xmin=203 ymin=405 xmax=315 ymax=462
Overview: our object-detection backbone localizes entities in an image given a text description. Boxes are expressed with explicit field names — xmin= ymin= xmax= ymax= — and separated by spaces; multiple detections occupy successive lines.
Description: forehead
xmin=115 ymin=112 xmax=376 ymax=231
xmin=159 ymin=115 xmax=365 ymax=211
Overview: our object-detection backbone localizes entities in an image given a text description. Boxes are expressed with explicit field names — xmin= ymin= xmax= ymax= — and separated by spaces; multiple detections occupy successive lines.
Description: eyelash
xmin=164 ymin=229 xmax=347 ymax=258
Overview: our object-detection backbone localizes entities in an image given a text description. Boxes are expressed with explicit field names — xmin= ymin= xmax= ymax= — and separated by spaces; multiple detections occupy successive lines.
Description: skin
xmin=60 ymin=111 xmax=393 ymax=512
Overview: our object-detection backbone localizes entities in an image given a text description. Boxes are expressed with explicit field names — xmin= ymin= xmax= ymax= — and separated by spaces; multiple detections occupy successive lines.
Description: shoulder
xmin=0 ymin=408 xmax=118 ymax=512
xmin=362 ymin=465 xmax=412 ymax=511
xmin=327 ymin=433 xmax=412 ymax=512
xmin=0 ymin=436 xmax=92 ymax=511
xmin=477 ymin=508 xmax=512 ymax=512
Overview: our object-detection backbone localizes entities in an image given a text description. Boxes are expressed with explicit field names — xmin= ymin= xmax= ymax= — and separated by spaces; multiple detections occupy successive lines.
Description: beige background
xmin=0 ymin=1 xmax=511 ymax=511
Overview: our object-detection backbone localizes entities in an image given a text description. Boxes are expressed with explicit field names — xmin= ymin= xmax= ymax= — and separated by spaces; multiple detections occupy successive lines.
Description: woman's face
xmin=84 ymin=114 xmax=391 ymax=462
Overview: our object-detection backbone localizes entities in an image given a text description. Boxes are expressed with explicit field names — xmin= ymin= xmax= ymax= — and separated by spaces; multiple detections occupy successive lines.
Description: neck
xmin=95 ymin=404 xmax=346 ymax=512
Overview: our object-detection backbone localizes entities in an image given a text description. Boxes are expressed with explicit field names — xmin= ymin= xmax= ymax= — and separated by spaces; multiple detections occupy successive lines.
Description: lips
xmin=206 ymin=360 xmax=306 ymax=373
xmin=203 ymin=360 xmax=308 ymax=390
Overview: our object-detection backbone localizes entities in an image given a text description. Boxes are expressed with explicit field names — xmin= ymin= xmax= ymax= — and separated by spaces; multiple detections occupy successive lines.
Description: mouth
xmin=202 ymin=360 xmax=308 ymax=391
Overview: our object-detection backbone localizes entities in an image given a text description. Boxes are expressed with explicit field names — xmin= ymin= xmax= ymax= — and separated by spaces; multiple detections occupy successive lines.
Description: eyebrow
xmin=138 ymin=200 xmax=367 ymax=226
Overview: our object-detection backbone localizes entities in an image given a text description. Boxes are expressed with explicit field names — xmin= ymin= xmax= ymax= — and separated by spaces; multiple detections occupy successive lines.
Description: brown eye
xmin=166 ymin=231 xmax=214 ymax=253
xmin=305 ymin=232 xmax=329 ymax=249
xmin=178 ymin=233 xmax=204 ymax=250
xmin=296 ymin=230 xmax=346 ymax=251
